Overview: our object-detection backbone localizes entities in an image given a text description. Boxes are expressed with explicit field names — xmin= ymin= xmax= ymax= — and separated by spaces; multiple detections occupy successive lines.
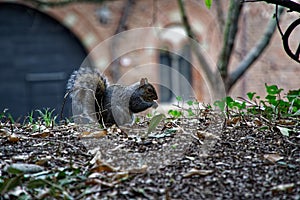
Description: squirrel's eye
xmin=146 ymin=87 xmax=153 ymax=93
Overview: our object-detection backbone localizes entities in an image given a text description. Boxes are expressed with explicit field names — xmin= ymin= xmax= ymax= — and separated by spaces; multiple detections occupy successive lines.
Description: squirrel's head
xmin=138 ymin=78 xmax=158 ymax=102
xmin=129 ymin=78 xmax=158 ymax=113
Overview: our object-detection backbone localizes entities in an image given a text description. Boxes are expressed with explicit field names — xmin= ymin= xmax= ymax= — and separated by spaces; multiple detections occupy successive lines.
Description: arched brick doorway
xmin=0 ymin=3 xmax=89 ymax=120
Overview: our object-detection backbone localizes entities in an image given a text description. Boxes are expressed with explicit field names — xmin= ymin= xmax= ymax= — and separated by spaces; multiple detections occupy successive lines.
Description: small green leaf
xmin=168 ymin=110 xmax=182 ymax=118
xmin=265 ymin=84 xmax=283 ymax=95
xmin=226 ymin=97 xmax=235 ymax=109
xmin=259 ymin=126 xmax=269 ymax=131
xmin=187 ymin=100 xmax=194 ymax=106
xmin=225 ymin=96 xmax=234 ymax=104
xmin=147 ymin=114 xmax=165 ymax=134
xmin=214 ymin=100 xmax=226 ymax=111
xmin=176 ymin=96 xmax=182 ymax=102
xmin=247 ymin=92 xmax=256 ymax=101
xmin=187 ymin=108 xmax=195 ymax=116
xmin=146 ymin=113 xmax=153 ymax=118
xmin=204 ymin=0 xmax=212 ymax=9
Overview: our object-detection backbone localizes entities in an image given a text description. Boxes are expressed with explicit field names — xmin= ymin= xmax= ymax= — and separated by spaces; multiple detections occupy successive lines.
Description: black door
xmin=0 ymin=3 xmax=89 ymax=121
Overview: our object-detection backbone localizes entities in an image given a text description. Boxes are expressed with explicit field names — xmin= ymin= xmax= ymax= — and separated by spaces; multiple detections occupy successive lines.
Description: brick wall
xmin=5 ymin=0 xmax=300 ymax=102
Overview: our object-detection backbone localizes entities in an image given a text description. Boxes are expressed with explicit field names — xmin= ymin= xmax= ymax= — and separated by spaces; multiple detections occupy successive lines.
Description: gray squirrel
xmin=66 ymin=67 xmax=158 ymax=126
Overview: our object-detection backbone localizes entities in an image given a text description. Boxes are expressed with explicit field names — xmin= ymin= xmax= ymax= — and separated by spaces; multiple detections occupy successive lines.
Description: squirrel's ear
xmin=140 ymin=78 xmax=148 ymax=85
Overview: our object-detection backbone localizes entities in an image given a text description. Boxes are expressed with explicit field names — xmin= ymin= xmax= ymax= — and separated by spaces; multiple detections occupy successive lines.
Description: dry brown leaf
xmin=227 ymin=117 xmax=241 ymax=125
xmin=183 ymin=168 xmax=214 ymax=178
xmin=197 ymin=131 xmax=221 ymax=140
xmin=8 ymin=134 xmax=20 ymax=143
xmin=31 ymin=131 xmax=50 ymax=138
xmin=263 ymin=153 xmax=284 ymax=163
xmin=35 ymin=156 xmax=51 ymax=166
xmin=128 ymin=165 xmax=148 ymax=174
xmin=254 ymin=119 xmax=263 ymax=126
xmin=277 ymin=120 xmax=296 ymax=126
xmin=271 ymin=183 xmax=294 ymax=193
xmin=81 ymin=131 xmax=91 ymax=136
xmin=81 ymin=130 xmax=108 ymax=138
xmin=91 ymin=163 xmax=118 ymax=173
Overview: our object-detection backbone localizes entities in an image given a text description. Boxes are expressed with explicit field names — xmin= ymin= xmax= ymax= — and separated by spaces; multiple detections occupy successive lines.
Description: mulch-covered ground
xmin=0 ymin=111 xmax=299 ymax=199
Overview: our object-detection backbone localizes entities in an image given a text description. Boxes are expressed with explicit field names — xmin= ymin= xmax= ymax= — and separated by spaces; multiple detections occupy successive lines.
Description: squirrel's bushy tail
xmin=66 ymin=67 xmax=108 ymax=124
xmin=67 ymin=67 xmax=108 ymax=96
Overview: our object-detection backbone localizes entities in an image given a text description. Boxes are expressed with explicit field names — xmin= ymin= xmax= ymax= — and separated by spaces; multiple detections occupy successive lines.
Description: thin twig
xmin=275 ymin=4 xmax=284 ymax=37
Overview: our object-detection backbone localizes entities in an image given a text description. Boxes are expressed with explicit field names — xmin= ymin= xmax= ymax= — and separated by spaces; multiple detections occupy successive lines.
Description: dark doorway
xmin=159 ymin=45 xmax=193 ymax=103
xmin=0 ymin=3 xmax=89 ymax=121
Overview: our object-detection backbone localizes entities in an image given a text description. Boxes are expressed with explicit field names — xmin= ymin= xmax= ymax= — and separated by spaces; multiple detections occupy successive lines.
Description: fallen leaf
xmin=81 ymin=130 xmax=108 ymax=138
xmin=31 ymin=131 xmax=50 ymax=138
xmin=148 ymin=114 xmax=165 ymax=134
xmin=7 ymin=163 xmax=44 ymax=174
xmin=35 ymin=156 xmax=51 ymax=166
xmin=263 ymin=153 xmax=284 ymax=163
xmin=183 ymin=168 xmax=214 ymax=178
xmin=8 ymin=134 xmax=20 ymax=143
xmin=227 ymin=116 xmax=241 ymax=125
xmin=197 ymin=131 xmax=220 ymax=140
xmin=254 ymin=118 xmax=263 ymax=126
xmin=12 ymin=154 xmax=29 ymax=161
xmin=271 ymin=183 xmax=294 ymax=193
xmin=277 ymin=120 xmax=296 ymax=126
xmin=91 ymin=163 xmax=117 ymax=173
xmin=128 ymin=165 xmax=148 ymax=174
xmin=276 ymin=126 xmax=290 ymax=136
xmin=185 ymin=156 xmax=195 ymax=161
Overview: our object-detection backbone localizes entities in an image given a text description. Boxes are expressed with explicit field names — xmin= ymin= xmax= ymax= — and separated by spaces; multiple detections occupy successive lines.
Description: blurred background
xmin=0 ymin=0 xmax=299 ymax=121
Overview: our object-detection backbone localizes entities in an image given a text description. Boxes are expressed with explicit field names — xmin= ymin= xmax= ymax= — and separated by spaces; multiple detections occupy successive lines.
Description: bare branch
xmin=242 ymin=0 xmax=300 ymax=13
xmin=214 ymin=0 xmax=225 ymax=33
xmin=227 ymin=6 xmax=284 ymax=90
xmin=24 ymin=0 xmax=109 ymax=7
xmin=177 ymin=0 xmax=196 ymax=40
xmin=177 ymin=1 xmax=214 ymax=83
xmin=177 ymin=0 xmax=225 ymax=100
xmin=217 ymin=0 xmax=243 ymax=80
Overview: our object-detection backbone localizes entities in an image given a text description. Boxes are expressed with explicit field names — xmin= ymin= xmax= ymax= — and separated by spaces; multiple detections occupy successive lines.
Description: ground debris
xmin=0 ymin=112 xmax=299 ymax=199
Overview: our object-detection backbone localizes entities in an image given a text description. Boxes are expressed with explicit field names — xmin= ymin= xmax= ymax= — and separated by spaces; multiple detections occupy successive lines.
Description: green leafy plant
xmin=0 ymin=166 xmax=87 ymax=199
xmin=170 ymin=96 xmax=205 ymax=118
xmin=168 ymin=109 xmax=182 ymax=118
xmin=214 ymin=84 xmax=300 ymax=120
xmin=213 ymin=85 xmax=300 ymax=137
xmin=27 ymin=110 xmax=35 ymax=124
xmin=0 ymin=109 xmax=15 ymax=124
xmin=36 ymin=108 xmax=57 ymax=127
